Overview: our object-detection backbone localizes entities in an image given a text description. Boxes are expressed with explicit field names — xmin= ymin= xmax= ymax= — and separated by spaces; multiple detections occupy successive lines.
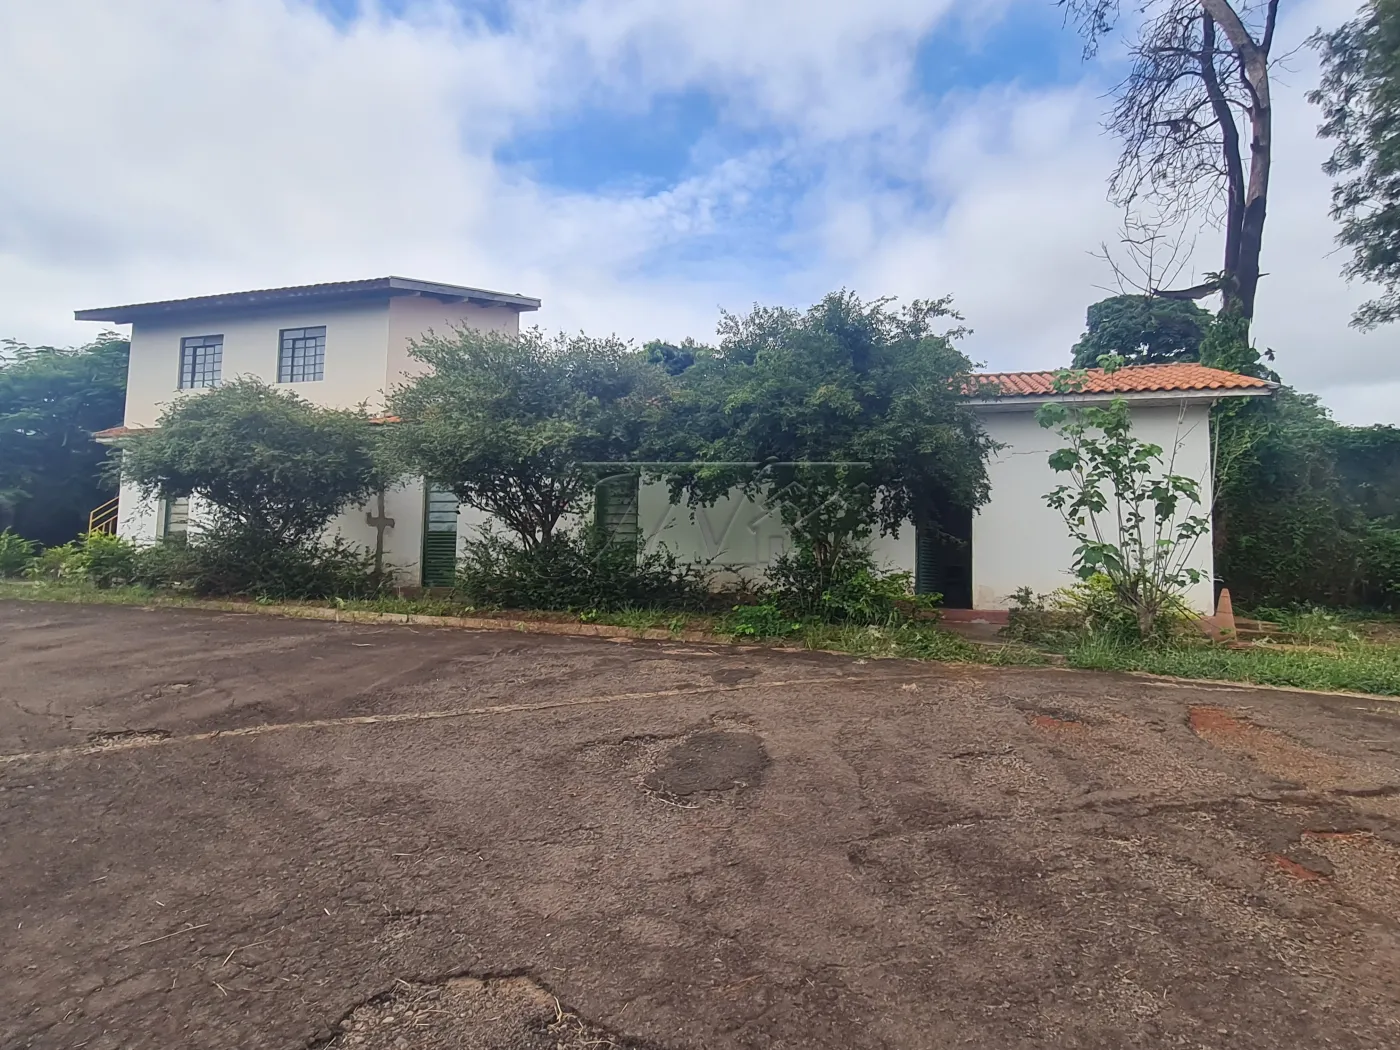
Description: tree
xmin=1310 ymin=0 xmax=1400 ymax=328
xmin=658 ymin=291 xmax=994 ymax=591
xmin=1071 ymin=294 xmax=1213 ymax=366
xmin=0 ymin=334 xmax=128 ymax=545
xmin=119 ymin=378 xmax=380 ymax=547
xmin=1037 ymin=382 xmax=1211 ymax=639
xmin=1061 ymin=0 xmax=1281 ymax=320
xmin=383 ymin=327 xmax=665 ymax=551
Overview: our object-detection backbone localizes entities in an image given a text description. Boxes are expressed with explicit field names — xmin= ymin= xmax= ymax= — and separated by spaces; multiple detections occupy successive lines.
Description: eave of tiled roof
xmin=970 ymin=363 xmax=1275 ymax=400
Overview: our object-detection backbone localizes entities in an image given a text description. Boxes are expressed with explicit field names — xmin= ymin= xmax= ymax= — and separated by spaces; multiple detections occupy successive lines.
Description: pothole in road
xmin=327 ymin=974 xmax=644 ymax=1050
xmin=642 ymin=729 xmax=769 ymax=803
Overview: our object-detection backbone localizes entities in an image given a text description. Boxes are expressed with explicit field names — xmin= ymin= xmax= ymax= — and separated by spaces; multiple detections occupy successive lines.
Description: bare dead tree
xmin=1061 ymin=0 xmax=1280 ymax=320
xmin=1091 ymin=212 xmax=1199 ymax=296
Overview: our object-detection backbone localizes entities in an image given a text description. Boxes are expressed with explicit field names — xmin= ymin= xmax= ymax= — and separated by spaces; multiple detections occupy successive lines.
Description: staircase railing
xmin=88 ymin=496 xmax=119 ymax=535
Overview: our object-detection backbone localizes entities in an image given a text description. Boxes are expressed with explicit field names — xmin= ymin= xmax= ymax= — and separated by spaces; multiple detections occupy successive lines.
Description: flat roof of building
xmin=75 ymin=277 xmax=541 ymax=323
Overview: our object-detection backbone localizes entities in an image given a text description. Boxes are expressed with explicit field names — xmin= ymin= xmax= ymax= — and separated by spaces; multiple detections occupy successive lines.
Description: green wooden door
xmin=422 ymin=485 xmax=459 ymax=587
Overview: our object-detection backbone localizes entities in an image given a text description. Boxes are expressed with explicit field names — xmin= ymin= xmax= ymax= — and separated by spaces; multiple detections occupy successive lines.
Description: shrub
xmin=455 ymin=527 xmax=709 ymax=612
xmin=723 ymin=602 xmax=802 ymax=639
xmin=78 ymin=531 xmax=137 ymax=589
xmin=1004 ymin=574 xmax=1192 ymax=646
xmin=181 ymin=528 xmax=386 ymax=600
xmin=1361 ymin=525 xmax=1400 ymax=608
xmin=130 ymin=537 xmax=203 ymax=591
xmin=1003 ymin=586 xmax=1083 ymax=644
xmin=0 ymin=529 xmax=36 ymax=578
xmin=26 ymin=541 xmax=84 ymax=581
xmin=765 ymin=541 xmax=935 ymax=626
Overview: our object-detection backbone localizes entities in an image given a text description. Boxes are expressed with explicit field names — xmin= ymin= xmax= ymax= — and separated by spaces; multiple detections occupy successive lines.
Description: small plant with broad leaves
xmin=0 ymin=529 xmax=36 ymax=578
xmin=1036 ymin=357 xmax=1210 ymax=641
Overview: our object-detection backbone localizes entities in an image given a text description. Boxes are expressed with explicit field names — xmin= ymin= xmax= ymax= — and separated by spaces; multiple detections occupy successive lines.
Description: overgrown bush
xmin=1361 ymin=525 xmax=1400 ymax=608
xmin=79 ymin=531 xmax=137 ymax=589
xmin=130 ymin=537 xmax=203 ymax=591
xmin=1004 ymin=574 xmax=1191 ymax=646
xmin=20 ymin=532 xmax=138 ymax=589
xmin=179 ymin=529 xmax=386 ymax=600
xmin=25 ymin=540 xmax=84 ymax=581
xmin=455 ymin=527 xmax=709 ymax=612
xmin=1003 ymin=586 xmax=1084 ymax=644
xmin=0 ymin=529 xmax=35 ymax=577
xmin=764 ymin=540 xmax=937 ymax=626
xmin=723 ymin=603 xmax=802 ymax=638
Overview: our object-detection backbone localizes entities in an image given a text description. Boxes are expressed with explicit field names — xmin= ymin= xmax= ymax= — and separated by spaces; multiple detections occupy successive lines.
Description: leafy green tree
xmin=1311 ymin=0 xmax=1400 ymax=328
xmin=0 ymin=334 xmax=128 ymax=545
xmin=119 ymin=378 xmax=380 ymax=547
xmin=1037 ymin=384 xmax=1210 ymax=639
xmin=657 ymin=291 xmax=993 ymax=591
xmin=644 ymin=338 xmax=699 ymax=376
xmin=383 ymin=327 xmax=665 ymax=551
xmin=1071 ymin=295 xmax=1213 ymax=367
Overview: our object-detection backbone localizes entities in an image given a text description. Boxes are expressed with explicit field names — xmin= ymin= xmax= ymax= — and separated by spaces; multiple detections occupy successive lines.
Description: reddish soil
xmin=4 ymin=601 xmax=1400 ymax=1049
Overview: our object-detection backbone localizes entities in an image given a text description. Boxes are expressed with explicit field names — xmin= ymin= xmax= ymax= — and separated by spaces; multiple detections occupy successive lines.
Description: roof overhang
xmin=966 ymin=385 xmax=1276 ymax=414
xmin=75 ymin=277 xmax=541 ymax=324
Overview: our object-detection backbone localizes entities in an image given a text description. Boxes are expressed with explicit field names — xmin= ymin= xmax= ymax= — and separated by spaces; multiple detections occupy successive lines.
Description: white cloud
xmin=0 ymin=0 xmax=1394 ymax=423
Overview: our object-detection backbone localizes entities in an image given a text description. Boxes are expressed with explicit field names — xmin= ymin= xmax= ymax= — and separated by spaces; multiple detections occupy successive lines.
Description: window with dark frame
xmin=178 ymin=335 xmax=222 ymax=389
xmin=277 ymin=326 xmax=326 ymax=383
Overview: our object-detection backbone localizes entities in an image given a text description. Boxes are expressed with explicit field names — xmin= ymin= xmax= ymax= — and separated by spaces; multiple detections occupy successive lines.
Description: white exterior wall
xmin=113 ymin=292 xmax=527 ymax=586
xmin=123 ymin=300 xmax=392 ymax=427
xmin=385 ymin=296 xmax=520 ymax=397
xmin=971 ymin=401 xmax=1216 ymax=614
xmin=632 ymin=480 xmax=917 ymax=589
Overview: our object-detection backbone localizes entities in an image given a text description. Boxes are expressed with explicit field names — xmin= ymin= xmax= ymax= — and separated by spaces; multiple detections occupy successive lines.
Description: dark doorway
xmin=915 ymin=505 xmax=973 ymax=609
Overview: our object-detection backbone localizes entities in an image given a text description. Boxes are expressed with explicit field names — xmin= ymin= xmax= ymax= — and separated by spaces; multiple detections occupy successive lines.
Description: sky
xmin=1 ymin=0 xmax=1395 ymax=424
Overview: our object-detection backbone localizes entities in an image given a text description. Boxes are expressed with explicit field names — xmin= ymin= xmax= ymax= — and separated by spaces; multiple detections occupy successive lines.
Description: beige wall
xmin=124 ymin=300 xmax=392 ymax=426
xmin=385 ymin=296 xmax=520 ymax=398
xmin=971 ymin=401 xmax=1216 ymax=613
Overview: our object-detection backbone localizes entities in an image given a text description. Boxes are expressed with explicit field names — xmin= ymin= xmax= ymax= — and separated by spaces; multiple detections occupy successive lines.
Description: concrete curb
xmin=5 ymin=588 xmax=1395 ymax=703
xmin=160 ymin=602 xmax=1400 ymax=704
xmin=186 ymin=599 xmax=719 ymax=645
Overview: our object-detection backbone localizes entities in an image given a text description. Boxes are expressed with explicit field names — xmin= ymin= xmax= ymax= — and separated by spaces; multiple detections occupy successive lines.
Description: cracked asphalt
xmin=3 ymin=600 xmax=1400 ymax=1050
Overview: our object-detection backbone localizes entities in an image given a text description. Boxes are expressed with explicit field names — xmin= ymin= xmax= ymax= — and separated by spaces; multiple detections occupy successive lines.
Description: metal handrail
xmin=88 ymin=496 xmax=120 ymax=534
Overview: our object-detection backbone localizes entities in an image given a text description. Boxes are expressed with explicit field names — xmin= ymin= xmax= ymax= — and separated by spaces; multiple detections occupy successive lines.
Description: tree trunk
xmin=1198 ymin=0 xmax=1275 ymax=321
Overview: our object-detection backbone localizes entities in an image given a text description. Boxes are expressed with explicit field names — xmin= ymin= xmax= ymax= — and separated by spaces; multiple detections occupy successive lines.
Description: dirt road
xmin=3 ymin=601 xmax=1399 ymax=1049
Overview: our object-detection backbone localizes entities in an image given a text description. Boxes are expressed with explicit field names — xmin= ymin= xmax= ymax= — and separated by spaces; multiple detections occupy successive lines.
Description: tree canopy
xmin=0 ymin=334 xmax=128 ymax=545
xmin=1311 ymin=0 xmax=1400 ymax=328
xmin=1059 ymin=0 xmax=1281 ymax=321
xmin=656 ymin=291 xmax=993 ymax=577
xmin=383 ymin=327 xmax=665 ymax=551
xmin=119 ymin=378 xmax=380 ymax=545
xmin=1071 ymin=295 xmax=1214 ymax=367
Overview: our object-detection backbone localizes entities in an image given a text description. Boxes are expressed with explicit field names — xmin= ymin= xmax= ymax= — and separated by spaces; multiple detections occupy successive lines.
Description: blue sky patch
xmin=496 ymin=89 xmax=734 ymax=195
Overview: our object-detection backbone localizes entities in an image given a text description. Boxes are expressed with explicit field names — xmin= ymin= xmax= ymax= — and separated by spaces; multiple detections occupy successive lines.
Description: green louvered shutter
xmin=595 ymin=473 xmax=640 ymax=545
xmin=915 ymin=522 xmax=941 ymax=596
xmin=421 ymin=485 xmax=459 ymax=587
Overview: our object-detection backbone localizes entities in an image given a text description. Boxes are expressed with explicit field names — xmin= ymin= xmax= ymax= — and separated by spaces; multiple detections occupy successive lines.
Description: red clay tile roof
xmin=92 ymin=425 xmax=152 ymax=440
xmin=972 ymin=363 xmax=1274 ymax=398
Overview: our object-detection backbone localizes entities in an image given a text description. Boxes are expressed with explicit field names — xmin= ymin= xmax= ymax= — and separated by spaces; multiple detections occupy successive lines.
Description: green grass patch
xmin=1065 ymin=635 xmax=1400 ymax=696
xmin=0 ymin=579 xmax=170 ymax=606
xmin=783 ymin=621 xmax=1047 ymax=666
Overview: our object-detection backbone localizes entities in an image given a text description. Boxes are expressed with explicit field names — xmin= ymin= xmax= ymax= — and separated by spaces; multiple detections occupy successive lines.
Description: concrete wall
xmin=634 ymin=480 xmax=917 ymax=588
xmin=971 ymin=401 xmax=1216 ymax=613
xmin=114 ymin=292 xmax=527 ymax=585
xmin=124 ymin=300 xmax=392 ymax=426
xmin=385 ymin=296 xmax=521 ymax=398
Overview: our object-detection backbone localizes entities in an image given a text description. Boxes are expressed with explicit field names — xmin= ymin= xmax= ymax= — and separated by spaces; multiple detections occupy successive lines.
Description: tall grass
xmin=1066 ymin=636 xmax=1400 ymax=696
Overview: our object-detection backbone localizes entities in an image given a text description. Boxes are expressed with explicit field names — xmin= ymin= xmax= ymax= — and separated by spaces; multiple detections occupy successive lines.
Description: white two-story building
xmin=81 ymin=277 xmax=1273 ymax=614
